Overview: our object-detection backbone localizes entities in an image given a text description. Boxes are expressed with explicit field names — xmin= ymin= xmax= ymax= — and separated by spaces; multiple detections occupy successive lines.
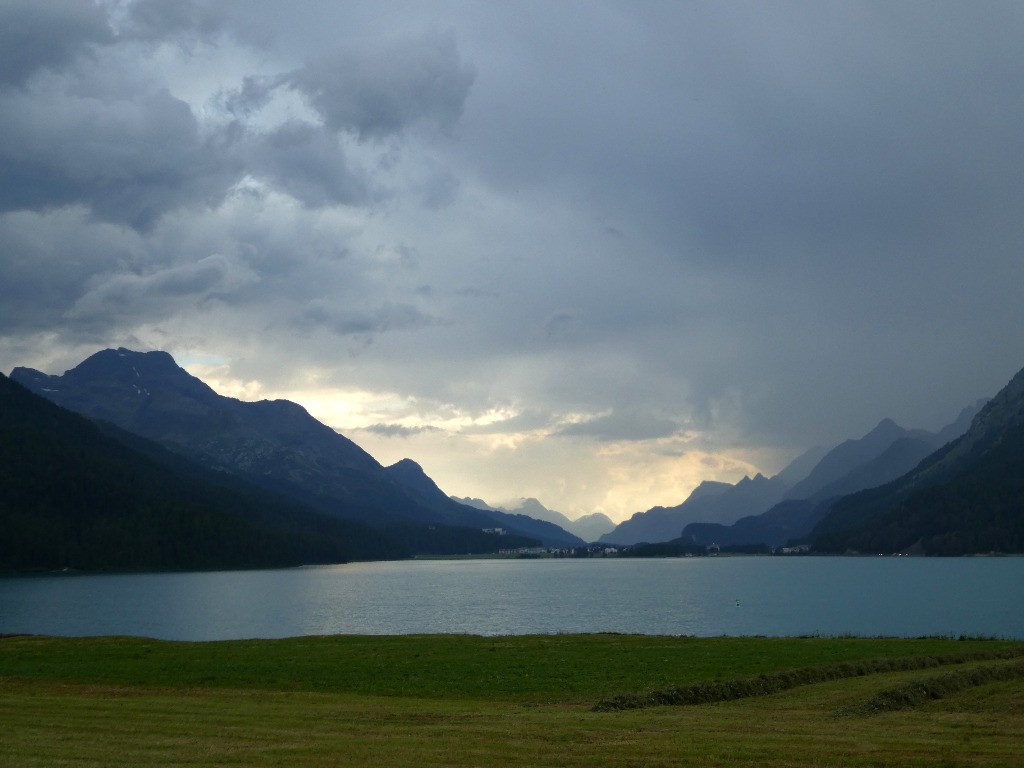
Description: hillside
xmin=810 ymin=365 xmax=1024 ymax=554
xmin=682 ymin=499 xmax=831 ymax=550
xmin=783 ymin=419 xmax=923 ymax=501
xmin=601 ymin=474 xmax=790 ymax=546
xmin=12 ymin=349 xmax=565 ymax=553
xmin=681 ymin=406 xmax=981 ymax=549
xmin=0 ymin=372 xmax=402 ymax=571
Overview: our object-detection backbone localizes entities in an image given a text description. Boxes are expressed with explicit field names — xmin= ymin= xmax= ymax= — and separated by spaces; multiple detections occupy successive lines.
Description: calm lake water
xmin=2 ymin=556 xmax=1022 ymax=641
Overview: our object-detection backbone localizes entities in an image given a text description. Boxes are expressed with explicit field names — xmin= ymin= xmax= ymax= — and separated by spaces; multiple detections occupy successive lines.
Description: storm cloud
xmin=0 ymin=0 xmax=112 ymax=87
xmin=285 ymin=30 xmax=476 ymax=139
xmin=3 ymin=0 xmax=1024 ymax=521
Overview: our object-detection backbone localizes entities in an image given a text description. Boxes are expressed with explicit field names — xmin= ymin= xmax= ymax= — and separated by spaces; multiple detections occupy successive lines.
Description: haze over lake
xmin=3 ymin=557 xmax=1022 ymax=642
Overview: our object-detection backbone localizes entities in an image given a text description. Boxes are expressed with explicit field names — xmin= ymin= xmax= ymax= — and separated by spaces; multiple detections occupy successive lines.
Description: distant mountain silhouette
xmin=810 ymin=368 xmax=1024 ymax=554
xmin=599 ymin=473 xmax=791 ymax=546
xmin=569 ymin=512 xmax=618 ymax=542
xmin=0 ymin=372 xmax=402 ymax=571
xmin=784 ymin=418 xmax=926 ymax=501
xmin=14 ymin=346 xmax=1013 ymax=559
xmin=388 ymin=465 xmax=584 ymax=547
xmin=681 ymin=404 xmax=983 ymax=549
xmin=12 ymin=348 xmax=575 ymax=553
xmin=452 ymin=496 xmax=606 ymax=543
xmin=681 ymin=499 xmax=825 ymax=549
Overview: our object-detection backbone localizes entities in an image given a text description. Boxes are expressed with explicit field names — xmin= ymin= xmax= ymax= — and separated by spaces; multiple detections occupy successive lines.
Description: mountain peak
xmin=384 ymin=458 xmax=449 ymax=502
xmin=811 ymin=362 xmax=1024 ymax=554
xmin=53 ymin=347 xmax=219 ymax=405
xmin=514 ymin=498 xmax=551 ymax=515
xmin=75 ymin=347 xmax=178 ymax=375
xmin=685 ymin=479 xmax=732 ymax=502
xmin=10 ymin=347 xmax=581 ymax=553
xmin=10 ymin=347 xmax=382 ymax=476
xmin=388 ymin=457 xmax=426 ymax=475
xmin=868 ymin=417 xmax=902 ymax=436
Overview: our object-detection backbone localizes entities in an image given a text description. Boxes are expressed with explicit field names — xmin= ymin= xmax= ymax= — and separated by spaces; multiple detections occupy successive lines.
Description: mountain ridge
xmin=11 ymin=348 xmax=579 ymax=552
xmin=680 ymin=404 xmax=983 ymax=549
xmin=599 ymin=472 xmax=790 ymax=546
xmin=603 ymin=400 xmax=984 ymax=549
xmin=0 ymin=371 xmax=404 ymax=570
xmin=809 ymin=365 xmax=1024 ymax=553
xmin=452 ymin=496 xmax=610 ymax=542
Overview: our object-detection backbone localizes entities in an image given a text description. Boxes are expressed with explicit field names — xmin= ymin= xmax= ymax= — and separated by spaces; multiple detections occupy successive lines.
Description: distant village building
xmin=779 ymin=544 xmax=810 ymax=554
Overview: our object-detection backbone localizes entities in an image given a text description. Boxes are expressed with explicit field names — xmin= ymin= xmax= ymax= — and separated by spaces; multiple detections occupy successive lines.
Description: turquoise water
xmin=2 ymin=556 xmax=1021 ymax=640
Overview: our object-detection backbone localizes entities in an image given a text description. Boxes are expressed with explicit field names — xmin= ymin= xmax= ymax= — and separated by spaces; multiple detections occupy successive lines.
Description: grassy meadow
xmin=2 ymin=633 xmax=1024 ymax=766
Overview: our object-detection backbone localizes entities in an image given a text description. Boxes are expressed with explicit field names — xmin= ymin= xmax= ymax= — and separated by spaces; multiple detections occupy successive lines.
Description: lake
xmin=2 ymin=556 xmax=1022 ymax=641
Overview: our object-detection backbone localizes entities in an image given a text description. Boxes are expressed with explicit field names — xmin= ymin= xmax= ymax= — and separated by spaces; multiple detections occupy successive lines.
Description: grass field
xmin=3 ymin=634 xmax=1023 ymax=766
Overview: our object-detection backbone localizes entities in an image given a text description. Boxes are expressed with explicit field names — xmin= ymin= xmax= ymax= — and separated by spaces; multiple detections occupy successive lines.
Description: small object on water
xmin=735 ymin=599 xmax=741 ymax=607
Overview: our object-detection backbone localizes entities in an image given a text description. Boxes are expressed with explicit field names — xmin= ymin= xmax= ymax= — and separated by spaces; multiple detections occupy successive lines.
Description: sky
xmin=3 ymin=0 xmax=1024 ymax=523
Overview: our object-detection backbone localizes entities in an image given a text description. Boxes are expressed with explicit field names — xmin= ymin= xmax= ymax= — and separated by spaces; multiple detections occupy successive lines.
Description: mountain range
xmin=454 ymin=497 xmax=616 ymax=542
xmin=7 ymin=345 xmax=1024 ymax=569
xmin=605 ymin=365 xmax=1024 ymax=556
xmin=808 ymin=366 xmax=1024 ymax=554
xmin=599 ymin=472 xmax=789 ymax=546
xmin=10 ymin=348 xmax=583 ymax=568
xmin=0 ymin=370 xmax=402 ymax=571
xmin=600 ymin=402 xmax=983 ymax=548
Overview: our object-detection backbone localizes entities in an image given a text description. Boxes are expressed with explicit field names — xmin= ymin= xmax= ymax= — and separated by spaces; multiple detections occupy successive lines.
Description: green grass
xmin=3 ymin=634 xmax=1024 ymax=766
xmin=593 ymin=647 xmax=1024 ymax=711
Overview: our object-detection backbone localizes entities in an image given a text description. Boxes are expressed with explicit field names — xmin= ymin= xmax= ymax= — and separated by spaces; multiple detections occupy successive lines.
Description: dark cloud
xmin=554 ymin=409 xmax=683 ymax=442
xmin=289 ymin=300 xmax=437 ymax=337
xmin=359 ymin=423 xmax=442 ymax=438
xmin=286 ymin=30 xmax=476 ymax=139
xmin=0 ymin=1 xmax=246 ymax=230
xmin=120 ymin=0 xmax=223 ymax=43
xmin=220 ymin=74 xmax=277 ymax=117
xmin=0 ymin=209 xmax=135 ymax=334
xmin=246 ymin=121 xmax=371 ymax=208
xmin=0 ymin=83 xmax=241 ymax=229
xmin=0 ymin=0 xmax=112 ymax=88
xmin=64 ymin=253 xmax=257 ymax=339
xmin=0 ymin=11 xmax=476 ymax=230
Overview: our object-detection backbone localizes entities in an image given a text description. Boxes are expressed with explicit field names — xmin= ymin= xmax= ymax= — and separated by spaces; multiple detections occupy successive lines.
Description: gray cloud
xmin=220 ymin=74 xmax=277 ymax=117
xmin=119 ymin=0 xmax=224 ymax=43
xmin=64 ymin=253 xmax=258 ymax=337
xmin=3 ymin=1 xmax=1024 ymax=518
xmin=0 ymin=82 xmax=241 ymax=229
xmin=554 ymin=408 xmax=683 ymax=443
xmin=0 ymin=9 xmax=475 ymax=231
xmin=0 ymin=0 xmax=112 ymax=87
xmin=289 ymin=299 xmax=437 ymax=337
xmin=358 ymin=423 xmax=442 ymax=438
xmin=0 ymin=208 xmax=138 ymax=333
xmin=246 ymin=121 xmax=371 ymax=208
xmin=286 ymin=30 xmax=476 ymax=139
xmin=459 ymin=409 xmax=559 ymax=436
